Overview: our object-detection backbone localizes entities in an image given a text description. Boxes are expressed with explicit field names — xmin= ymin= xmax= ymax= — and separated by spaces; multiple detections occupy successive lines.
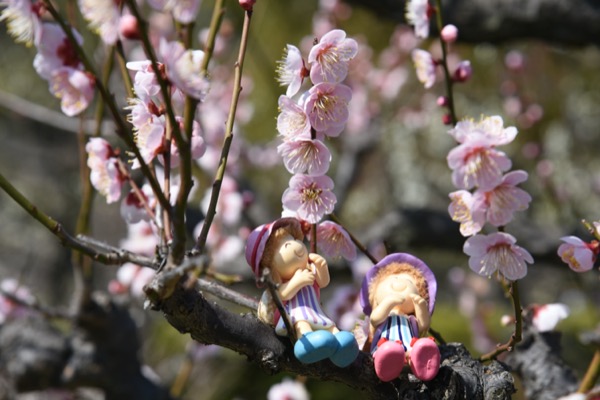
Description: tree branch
xmin=343 ymin=0 xmax=600 ymax=46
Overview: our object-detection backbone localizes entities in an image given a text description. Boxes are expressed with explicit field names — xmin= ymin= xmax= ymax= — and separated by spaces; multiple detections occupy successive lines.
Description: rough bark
xmin=505 ymin=328 xmax=579 ymax=400
xmin=153 ymin=283 xmax=515 ymax=400
xmin=343 ymin=0 xmax=600 ymax=47
xmin=0 ymin=294 xmax=172 ymax=400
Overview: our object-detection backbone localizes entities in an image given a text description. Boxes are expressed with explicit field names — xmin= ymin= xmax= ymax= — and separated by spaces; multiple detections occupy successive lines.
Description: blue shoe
xmin=294 ymin=330 xmax=338 ymax=364
xmin=329 ymin=331 xmax=359 ymax=367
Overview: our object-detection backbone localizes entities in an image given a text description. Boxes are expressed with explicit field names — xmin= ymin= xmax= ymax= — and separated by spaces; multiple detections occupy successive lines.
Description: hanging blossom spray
xmin=274 ymin=29 xmax=358 ymax=260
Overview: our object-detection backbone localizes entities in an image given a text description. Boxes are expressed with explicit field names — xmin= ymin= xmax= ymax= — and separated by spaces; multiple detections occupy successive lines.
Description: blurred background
xmin=0 ymin=0 xmax=598 ymax=398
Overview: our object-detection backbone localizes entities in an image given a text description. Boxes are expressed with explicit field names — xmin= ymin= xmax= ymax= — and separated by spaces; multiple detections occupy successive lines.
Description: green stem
xmin=433 ymin=0 xmax=458 ymax=125
xmin=194 ymin=8 xmax=253 ymax=254
xmin=578 ymin=347 xmax=600 ymax=393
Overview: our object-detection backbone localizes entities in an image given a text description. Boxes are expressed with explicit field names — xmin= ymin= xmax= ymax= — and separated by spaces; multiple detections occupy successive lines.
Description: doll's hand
xmin=410 ymin=294 xmax=431 ymax=334
xmin=292 ymin=268 xmax=316 ymax=287
xmin=309 ymin=253 xmax=330 ymax=288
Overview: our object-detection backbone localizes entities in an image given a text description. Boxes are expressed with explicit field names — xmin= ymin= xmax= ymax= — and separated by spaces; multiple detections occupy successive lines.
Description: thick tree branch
xmin=344 ymin=0 xmax=600 ymax=46
xmin=150 ymin=282 xmax=514 ymax=400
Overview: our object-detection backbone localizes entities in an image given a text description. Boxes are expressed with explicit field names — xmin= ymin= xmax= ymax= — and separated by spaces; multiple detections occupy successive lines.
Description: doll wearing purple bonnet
xmin=245 ymin=217 xmax=359 ymax=367
xmin=360 ymin=253 xmax=441 ymax=382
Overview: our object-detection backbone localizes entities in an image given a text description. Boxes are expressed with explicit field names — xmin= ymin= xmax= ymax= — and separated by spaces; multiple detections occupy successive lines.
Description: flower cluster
xmin=86 ymin=138 xmax=126 ymax=204
xmin=33 ymin=23 xmax=95 ymax=116
xmin=447 ymin=115 xmax=533 ymax=280
xmin=274 ymin=29 xmax=358 ymax=260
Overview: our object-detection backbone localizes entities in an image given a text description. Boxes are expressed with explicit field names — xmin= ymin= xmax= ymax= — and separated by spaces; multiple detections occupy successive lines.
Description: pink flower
xmin=448 ymin=190 xmax=485 ymax=236
xmin=464 ymin=232 xmax=533 ymax=280
xmin=120 ymin=184 xmax=155 ymax=224
xmin=447 ymin=136 xmax=512 ymax=191
xmin=276 ymin=44 xmax=308 ymax=97
xmin=411 ymin=49 xmax=436 ymax=88
xmin=33 ymin=23 xmax=83 ymax=80
xmin=474 ymin=170 xmax=531 ymax=226
xmin=86 ymin=138 xmax=125 ymax=203
xmin=313 ymin=221 xmax=356 ymax=260
xmin=0 ymin=279 xmax=35 ymax=324
xmin=449 ymin=115 xmax=518 ymax=146
xmin=109 ymin=263 xmax=155 ymax=298
xmin=127 ymin=60 xmax=161 ymax=101
xmin=267 ymin=378 xmax=309 ymax=400
xmin=200 ymin=175 xmax=244 ymax=227
xmin=147 ymin=0 xmax=200 ymax=24
xmin=134 ymin=117 xmax=165 ymax=167
xmin=160 ymin=39 xmax=209 ymax=100
xmin=282 ymin=174 xmax=337 ymax=224
xmin=78 ymin=0 xmax=121 ymax=45
xmin=0 ymin=0 xmax=43 ymax=46
xmin=277 ymin=138 xmax=331 ymax=176
xmin=304 ymin=82 xmax=352 ymax=135
xmin=276 ymin=95 xmax=311 ymax=139
xmin=557 ymin=236 xmax=597 ymax=273
xmin=166 ymin=118 xmax=206 ymax=167
xmin=120 ymin=221 xmax=158 ymax=255
xmin=308 ymin=29 xmax=358 ymax=85
xmin=405 ymin=0 xmax=430 ymax=39
xmin=531 ymin=303 xmax=569 ymax=332
xmin=48 ymin=67 xmax=95 ymax=116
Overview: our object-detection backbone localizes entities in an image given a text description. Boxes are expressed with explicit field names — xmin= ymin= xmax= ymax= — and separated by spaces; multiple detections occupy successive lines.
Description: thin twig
xmin=479 ymin=280 xmax=522 ymax=361
xmin=193 ymin=7 xmax=253 ymax=254
xmin=330 ymin=213 xmax=379 ymax=264
xmin=262 ymin=269 xmax=297 ymax=343
xmin=578 ymin=347 xmax=600 ymax=393
xmin=0 ymin=288 xmax=73 ymax=320
xmin=75 ymin=235 xmax=158 ymax=268
xmin=434 ymin=0 xmax=458 ymax=125
xmin=196 ymin=278 xmax=258 ymax=310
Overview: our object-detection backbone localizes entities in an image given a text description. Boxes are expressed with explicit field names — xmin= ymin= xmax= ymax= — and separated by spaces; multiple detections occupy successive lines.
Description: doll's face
xmin=373 ymin=273 xmax=420 ymax=306
xmin=271 ymin=234 xmax=309 ymax=281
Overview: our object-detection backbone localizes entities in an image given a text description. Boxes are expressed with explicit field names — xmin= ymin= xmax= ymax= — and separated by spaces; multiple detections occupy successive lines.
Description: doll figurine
xmin=245 ymin=217 xmax=359 ymax=367
xmin=359 ymin=253 xmax=441 ymax=382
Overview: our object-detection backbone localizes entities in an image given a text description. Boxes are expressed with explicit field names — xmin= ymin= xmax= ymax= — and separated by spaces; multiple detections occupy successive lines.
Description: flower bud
xmin=442 ymin=114 xmax=452 ymax=125
xmin=437 ymin=96 xmax=449 ymax=107
xmin=239 ymin=0 xmax=256 ymax=11
xmin=119 ymin=14 xmax=140 ymax=40
xmin=441 ymin=24 xmax=458 ymax=43
xmin=453 ymin=60 xmax=472 ymax=82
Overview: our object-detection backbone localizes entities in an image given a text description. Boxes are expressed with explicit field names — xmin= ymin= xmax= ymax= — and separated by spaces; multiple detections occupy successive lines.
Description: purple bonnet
xmin=359 ymin=253 xmax=437 ymax=316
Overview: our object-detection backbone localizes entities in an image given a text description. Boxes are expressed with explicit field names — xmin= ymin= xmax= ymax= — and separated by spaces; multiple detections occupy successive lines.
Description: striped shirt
xmin=275 ymin=284 xmax=334 ymax=335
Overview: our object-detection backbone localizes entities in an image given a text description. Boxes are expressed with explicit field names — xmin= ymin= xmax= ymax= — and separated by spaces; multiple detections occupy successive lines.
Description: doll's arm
xmin=410 ymin=293 xmax=431 ymax=335
xmin=309 ymin=253 xmax=330 ymax=288
xmin=369 ymin=294 xmax=406 ymax=327
xmin=278 ymin=268 xmax=315 ymax=301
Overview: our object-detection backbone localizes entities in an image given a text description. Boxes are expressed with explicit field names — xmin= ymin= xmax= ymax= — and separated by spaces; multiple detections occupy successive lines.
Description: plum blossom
xmin=276 ymin=95 xmax=311 ymax=139
xmin=78 ymin=0 xmax=121 ymax=45
xmin=267 ymin=378 xmax=309 ymax=400
xmin=464 ymin=232 xmax=533 ymax=280
xmin=49 ymin=68 xmax=95 ymax=116
xmin=200 ymin=175 xmax=244 ymax=227
xmin=277 ymin=138 xmax=331 ymax=176
xmin=448 ymin=115 xmax=518 ymax=146
xmin=308 ymin=29 xmax=358 ymax=84
xmin=453 ymin=60 xmax=473 ymax=82
xmin=441 ymin=24 xmax=458 ymax=43
xmin=447 ymin=135 xmax=512 ymax=191
xmin=276 ymin=45 xmax=309 ymax=97
xmin=0 ymin=279 xmax=35 ymax=324
xmin=313 ymin=220 xmax=356 ymax=260
xmin=120 ymin=184 xmax=155 ymax=224
xmin=0 ymin=0 xmax=43 ymax=46
xmin=86 ymin=138 xmax=125 ymax=204
xmin=405 ymin=0 xmax=430 ymax=39
xmin=33 ymin=23 xmax=94 ymax=116
xmin=160 ymin=39 xmax=209 ymax=100
xmin=120 ymin=221 xmax=158 ymax=255
xmin=411 ymin=49 xmax=436 ymax=88
xmin=474 ymin=170 xmax=531 ymax=227
xmin=282 ymin=174 xmax=337 ymax=224
xmin=304 ymin=82 xmax=352 ymax=135
xmin=557 ymin=236 xmax=597 ymax=273
xmin=530 ymin=303 xmax=570 ymax=332
xmin=108 ymin=263 xmax=155 ymax=298
xmin=147 ymin=0 xmax=200 ymax=24
xmin=448 ymin=190 xmax=485 ymax=236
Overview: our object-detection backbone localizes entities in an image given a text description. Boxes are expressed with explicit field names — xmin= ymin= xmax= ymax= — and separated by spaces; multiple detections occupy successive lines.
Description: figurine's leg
xmin=329 ymin=330 xmax=359 ymax=367
xmin=372 ymin=340 xmax=405 ymax=382
xmin=293 ymin=321 xmax=337 ymax=364
xmin=407 ymin=337 xmax=440 ymax=381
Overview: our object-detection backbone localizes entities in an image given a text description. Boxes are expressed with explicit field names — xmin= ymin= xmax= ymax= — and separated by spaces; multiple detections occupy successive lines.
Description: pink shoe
xmin=408 ymin=338 xmax=440 ymax=381
xmin=373 ymin=340 xmax=405 ymax=382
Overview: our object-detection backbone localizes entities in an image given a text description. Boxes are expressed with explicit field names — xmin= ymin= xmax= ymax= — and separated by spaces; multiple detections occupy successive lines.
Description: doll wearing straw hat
xmin=245 ymin=217 xmax=359 ymax=367
xmin=360 ymin=253 xmax=441 ymax=382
